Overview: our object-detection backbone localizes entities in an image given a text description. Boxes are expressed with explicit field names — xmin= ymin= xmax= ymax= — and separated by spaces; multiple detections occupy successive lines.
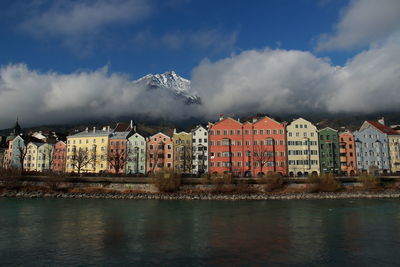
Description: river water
xmin=0 ymin=198 xmax=400 ymax=266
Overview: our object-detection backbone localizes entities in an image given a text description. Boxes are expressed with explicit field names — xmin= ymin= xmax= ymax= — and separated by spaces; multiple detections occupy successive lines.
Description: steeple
xmin=11 ymin=117 xmax=22 ymax=135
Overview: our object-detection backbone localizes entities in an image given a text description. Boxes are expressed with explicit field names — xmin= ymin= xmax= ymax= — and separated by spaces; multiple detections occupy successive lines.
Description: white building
xmin=286 ymin=118 xmax=320 ymax=177
xmin=191 ymin=125 xmax=208 ymax=174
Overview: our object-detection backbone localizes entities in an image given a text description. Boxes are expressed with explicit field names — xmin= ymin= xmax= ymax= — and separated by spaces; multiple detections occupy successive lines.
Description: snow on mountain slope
xmin=134 ymin=71 xmax=201 ymax=105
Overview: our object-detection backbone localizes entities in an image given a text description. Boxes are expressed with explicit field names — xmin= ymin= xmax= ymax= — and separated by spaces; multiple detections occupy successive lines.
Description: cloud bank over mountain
xmin=192 ymin=41 xmax=400 ymax=118
xmin=0 ymin=65 xmax=201 ymax=128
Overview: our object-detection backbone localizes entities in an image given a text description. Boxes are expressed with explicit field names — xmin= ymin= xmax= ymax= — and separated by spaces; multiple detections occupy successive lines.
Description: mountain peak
xmin=134 ymin=71 xmax=200 ymax=105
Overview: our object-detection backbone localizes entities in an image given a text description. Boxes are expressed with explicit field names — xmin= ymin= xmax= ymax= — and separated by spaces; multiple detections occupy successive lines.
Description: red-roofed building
xmin=208 ymin=116 xmax=288 ymax=177
xmin=359 ymin=119 xmax=400 ymax=174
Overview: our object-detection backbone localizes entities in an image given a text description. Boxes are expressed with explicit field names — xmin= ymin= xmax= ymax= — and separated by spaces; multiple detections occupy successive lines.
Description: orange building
xmin=209 ymin=117 xmax=245 ymax=176
xmin=53 ymin=141 xmax=66 ymax=172
xmin=252 ymin=117 xmax=288 ymax=176
xmin=146 ymin=132 xmax=173 ymax=173
xmin=208 ymin=116 xmax=287 ymax=177
xmin=339 ymin=132 xmax=357 ymax=176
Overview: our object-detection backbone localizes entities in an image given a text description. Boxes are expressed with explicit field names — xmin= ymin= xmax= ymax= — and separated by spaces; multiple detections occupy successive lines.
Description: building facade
xmin=339 ymin=132 xmax=357 ymax=176
xmin=191 ymin=125 xmax=208 ymax=175
xmin=389 ymin=135 xmax=400 ymax=174
xmin=173 ymin=130 xmax=193 ymax=173
xmin=8 ymin=135 xmax=26 ymax=169
xmin=286 ymin=118 xmax=320 ymax=177
xmin=208 ymin=117 xmax=245 ymax=176
xmin=66 ymin=127 xmax=111 ymax=173
xmin=126 ymin=133 xmax=147 ymax=174
xmin=354 ymin=122 xmax=390 ymax=174
xmin=358 ymin=120 xmax=399 ymax=174
xmin=318 ymin=127 xmax=340 ymax=174
xmin=107 ymin=132 xmax=129 ymax=174
xmin=252 ymin=117 xmax=288 ymax=176
xmin=53 ymin=141 xmax=67 ymax=172
xmin=146 ymin=132 xmax=173 ymax=173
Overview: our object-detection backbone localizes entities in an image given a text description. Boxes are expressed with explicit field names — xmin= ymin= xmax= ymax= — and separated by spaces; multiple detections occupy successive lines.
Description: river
xmin=0 ymin=198 xmax=399 ymax=266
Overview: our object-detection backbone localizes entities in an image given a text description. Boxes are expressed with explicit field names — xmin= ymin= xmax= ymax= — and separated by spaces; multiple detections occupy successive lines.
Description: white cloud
xmin=19 ymin=0 xmax=152 ymax=52
xmin=0 ymin=64 xmax=198 ymax=129
xmin=316 ymin=0 xmax=400 ymax=51
xmin=192 ymin=42 xmax=400 ymax=118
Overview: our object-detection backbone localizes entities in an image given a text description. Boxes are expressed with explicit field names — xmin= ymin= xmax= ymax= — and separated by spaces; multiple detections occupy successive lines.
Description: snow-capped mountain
xmin=134 ymin=71 xmax=201 ymax=105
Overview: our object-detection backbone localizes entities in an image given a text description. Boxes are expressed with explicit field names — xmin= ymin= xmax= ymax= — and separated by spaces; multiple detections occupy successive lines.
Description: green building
xmin=318 ymin=127 xmax=340 ymax=174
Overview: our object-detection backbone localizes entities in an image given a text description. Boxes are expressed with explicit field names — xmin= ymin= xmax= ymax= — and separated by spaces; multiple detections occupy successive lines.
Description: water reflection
xmin=1 ymin=199 xmax=400 ymax=266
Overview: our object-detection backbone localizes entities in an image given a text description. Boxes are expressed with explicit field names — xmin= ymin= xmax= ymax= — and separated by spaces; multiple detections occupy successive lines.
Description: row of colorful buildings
xmin=1 ymin=116 xmax=400 ymax=176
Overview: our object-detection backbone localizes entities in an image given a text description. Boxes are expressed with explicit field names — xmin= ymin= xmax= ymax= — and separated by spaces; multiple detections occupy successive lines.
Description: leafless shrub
xmin=306 ymin=173 xmax=342 ymax=193
xmin=359 ymin=174 xmax=381 ymax=191
xmin=260 ymin=173 xmax=285 ymax=192
xmin=151 ymin=170 xmax=182 ymax=193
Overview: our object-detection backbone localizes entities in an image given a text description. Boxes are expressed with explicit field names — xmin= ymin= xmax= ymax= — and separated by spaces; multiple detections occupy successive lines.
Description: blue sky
xmin=0 ymin=0 xmax=400 ymax=129
xmin=0 ymin=0 xmax=353 ymax=78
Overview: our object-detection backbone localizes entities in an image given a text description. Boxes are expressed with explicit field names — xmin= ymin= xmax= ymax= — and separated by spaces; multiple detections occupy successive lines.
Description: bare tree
xmin=40 ymin=144 xmax=55 ymax=171
xmin=253 ymin=143 xmax=274 ymax=176
xmin=70 ymin=148 xmax=97 ymax=175
xmin=107 ymin=148 xmax=127 ymax=174
xmin=16 ymin=142 xmax=27 ymax=171
xmin=182 ymin=145 xmax=193 ymax=173
xmin=148 ymin=142 xmax=164 ymax=174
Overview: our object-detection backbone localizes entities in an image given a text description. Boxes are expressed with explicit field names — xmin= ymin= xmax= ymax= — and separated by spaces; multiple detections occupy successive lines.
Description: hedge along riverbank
xmin=2 ymin=173 xmax=400 ymax=200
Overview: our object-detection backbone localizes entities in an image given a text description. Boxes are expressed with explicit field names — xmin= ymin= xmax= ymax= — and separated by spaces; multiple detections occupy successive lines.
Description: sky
xmin=0 ymin=0 xmax=400 ymax=129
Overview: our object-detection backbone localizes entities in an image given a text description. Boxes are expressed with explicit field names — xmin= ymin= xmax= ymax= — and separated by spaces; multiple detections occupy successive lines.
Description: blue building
xmin=354 ymin=121 xmax=390 ymax=174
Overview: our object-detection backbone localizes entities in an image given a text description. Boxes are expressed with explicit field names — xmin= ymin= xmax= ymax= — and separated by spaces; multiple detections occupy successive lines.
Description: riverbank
xmin=2 ymin=189 xmax=400 ymax=200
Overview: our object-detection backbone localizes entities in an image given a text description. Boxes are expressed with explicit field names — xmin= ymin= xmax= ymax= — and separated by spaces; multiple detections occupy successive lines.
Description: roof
xmin=114 ymin=122 xmax=134 ymax=132
xmin=67 ymin=129 xmax=111 ymax=138
xmin=191 ymin=125 xmax=207 ymax=133
xmin=366 ymin=121 xmax=399 ymax=135
xmin=318 ymin=127 xmax=338 ymax=133
xmin=209 ymin=117 xmax=242 ymax=127
xmin=110 ymin=131 xmax=131 ymax=139
xmin=149 ymin=132 xmax=171 ymax=139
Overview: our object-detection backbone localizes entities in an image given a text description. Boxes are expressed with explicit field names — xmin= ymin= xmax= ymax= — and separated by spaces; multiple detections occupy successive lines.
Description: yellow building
xmin=286 ymin=118 xmax=320 ymax=177
xmin=389 ymin=135 xmax=400 ymax=174
xmin=66 ymin=127 xmax=111 ymax=174
xmin=172 ymin=130 xmax=192 ymax=173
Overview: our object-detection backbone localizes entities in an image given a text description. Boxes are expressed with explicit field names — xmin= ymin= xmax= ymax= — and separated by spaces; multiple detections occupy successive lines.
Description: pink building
xmin=146 ymin=132 xmax=173 ymax=173
xmin=53 ymin=141 xmax=66 ymax=172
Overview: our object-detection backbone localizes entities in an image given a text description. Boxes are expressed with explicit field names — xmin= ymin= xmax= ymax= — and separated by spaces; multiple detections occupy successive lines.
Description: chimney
xmin=85 ymin=127 xmax=88 ymax=133
xmin=107 ymin=126 xmax=110 ymax=132
xmin=252 ymin=117 xmax=257 ymax=123
xmin=93 ymin=127 xmax=96 ymax=133
xmin=219 ymin=114 xmax=224 ymax=121
xmin=134 ymin=125 xmax=137 ymax=132
xmin=130 ymin=120 xmax=133 ymax=129
xmin=102 ymin=126 xmax=106 ymax=131
xmin=378 ymin=117 xmax=385 ymax=125
xmin=173 ymin=128 xmax=177 ymax=134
